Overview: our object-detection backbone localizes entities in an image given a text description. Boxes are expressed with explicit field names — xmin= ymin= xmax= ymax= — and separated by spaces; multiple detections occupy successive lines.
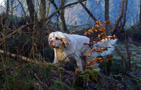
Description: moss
xmin=113 ymin=74 xmax=123 ymax=81
xmin=51 ymin=64 xmax=58 ymax=69
xmin=74 ymin=75 xmax=84 ymax=88
xmin=58 ymin=67 xmax=65 ymax=72
xmin=50 ymin=80 xmax=70 ymax=90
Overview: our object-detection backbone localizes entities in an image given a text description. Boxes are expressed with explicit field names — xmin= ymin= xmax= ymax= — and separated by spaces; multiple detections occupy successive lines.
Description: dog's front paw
xmin=53 ymin=61 xmax=58 ymax=65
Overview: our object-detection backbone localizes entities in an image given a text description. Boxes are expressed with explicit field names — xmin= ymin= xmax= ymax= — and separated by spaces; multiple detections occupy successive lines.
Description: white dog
xmin=48 ymin=31 xmax=117 ymax=71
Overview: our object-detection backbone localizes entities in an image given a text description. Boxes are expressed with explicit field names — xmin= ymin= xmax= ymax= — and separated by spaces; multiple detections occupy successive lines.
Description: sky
xmin=0 ymin=0 xmax=140 ymax=26
xmin=64 ymin=0 xmax=140 ymax=26
xmin=0 ymin=0 xmax=4 ymax=6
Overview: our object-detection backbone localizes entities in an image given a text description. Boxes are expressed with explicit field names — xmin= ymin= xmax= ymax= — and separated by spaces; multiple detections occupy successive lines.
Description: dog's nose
xmin=49 ymin=40 xmax=56 ymax=48
xmin=49 ymin=40 xmax=53 ymax=45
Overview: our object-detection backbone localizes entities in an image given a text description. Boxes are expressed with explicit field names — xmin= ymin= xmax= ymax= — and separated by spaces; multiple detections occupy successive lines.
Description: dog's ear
xmin=58 ymin=32 xmax=70 ymax=48
xmin=61 ymin=36 xmax=70 ymax=47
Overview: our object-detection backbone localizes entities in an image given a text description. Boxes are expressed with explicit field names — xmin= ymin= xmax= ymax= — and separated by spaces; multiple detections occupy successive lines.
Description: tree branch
xmin=26 ymin=0 xmax=38 ymax=22
xmin=111 ymin=0 xmax=125 ymax=33
xmin=114 ymin=46 xmax=128 ymax=68
xmin=78 ymin=0 xmax=97 ymax=23
xmin=49 ymin=0 xmax=60 ymax=15
xmin=17 ymin=0 xmax=26 ymax=16
xmin=0 ymin=49 xmax=41 ymax=64
xmin=0 ymin=1 xmax=85 ymax=43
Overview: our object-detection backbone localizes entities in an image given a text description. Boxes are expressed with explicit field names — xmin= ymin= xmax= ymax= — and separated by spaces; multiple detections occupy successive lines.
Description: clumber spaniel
xmin=48 ymin=31 xmax=117 ymax=71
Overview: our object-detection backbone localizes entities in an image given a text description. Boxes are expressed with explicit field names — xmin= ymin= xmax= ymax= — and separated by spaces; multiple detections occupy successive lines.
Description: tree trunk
xmin=26 ymin=0 xmax=37 ymax=22
xmin=4 ymin=0 xmax=9 ymax=36
xmin=6 ymin=0 xmax=9 ymax=18
xmin=119 ymin=0 xmax=128 ymax=33
xmin=60 ymin=0 xmax=68 ymax=33
xmin=111 ymin=0 xmax=125 ymax=33
xmin=49 ymin=0 xmax=68 ymax=32
xmin=17 ymin=0 xmax=26 ymax=17
xmin=105 ymin=0 xmax=110 ymax=35
xmin=40 ymin=0 xmax=46 ymax=20
xmin=140 ymin=0 xmax=141 ymax=28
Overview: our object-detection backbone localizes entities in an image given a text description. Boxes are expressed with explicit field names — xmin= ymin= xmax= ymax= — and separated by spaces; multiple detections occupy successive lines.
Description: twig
xmin=124 ymin=31 xmax=131 ymax=69
xmin=114 ymin=46 xmax=128 ymax=68
xmin=0 ymin=49 xmax=41 ymax=64
xmin=78 ymin=0 xmax=97 ymax=23
xmin=0 ymin=25 xmax=24 ymax=44
xmin=0 ymin=0 xmax=86 ymax=43
xmin=34 ymin=73 xmax=48 ymax=87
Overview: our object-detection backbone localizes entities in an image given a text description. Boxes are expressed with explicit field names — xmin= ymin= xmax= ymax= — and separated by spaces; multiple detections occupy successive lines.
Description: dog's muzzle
xmin=49 ymin=40 xmax=59 ymax=48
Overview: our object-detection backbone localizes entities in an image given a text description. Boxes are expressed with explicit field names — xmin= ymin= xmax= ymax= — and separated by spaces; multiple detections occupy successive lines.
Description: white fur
xmin=48 ymin=31 xmax=117 ymax=71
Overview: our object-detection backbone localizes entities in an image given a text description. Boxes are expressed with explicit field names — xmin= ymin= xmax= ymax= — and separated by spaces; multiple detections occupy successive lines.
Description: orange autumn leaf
xmin=88 ymin=32 xmax=91 ymax=35
xmin=100 ymin=33 xmax=104 ymax=36
xmin=104 ymin=20 xmax=111 ymax=25
xmin=102 ymin=36 xmax=107 ymax=39
xmin=89 ymin=65 xmax=94 ymax=67
xmin=99 ymin=40 xmax=103 ymax=42
xmin=98 ymin=27 xmax=107 ymax=31
xmin=100 ymin=46 xmax=104 ymax=51
xmin=108 ymin=55 xmax=112 ymax=58
xmin=92 ymin=27 xmax=95 ymax=30
xmin=91 ymin=59 xmax=97 ymax=63
xmin=109 ymin=36 xmax=116 ymax=40
xmin=93 ymin=41 xmax=97 ymax=43
xmin=99 ymin=24 xmax=103 ymax=27
xmin=86 ymin=59 xmax=97 ymax=66
xmin=95 ymin=24 xmax=99 ymax=27
xmin=94 ymin=29 xmax=98 ymax=32
xmin=88 ymin=29 xmax=93 ymax=33
xmin=96 ymin=21 xmax=103 ymax=26
xmin=98 ymin=34 xmax=101 ymax=38
xmin=86 ymin=62 xmax=91 ymax=66
xmin=84 ymin=32 xmax=88 ymax=36
xmin=113 ymin=34 xmax=116 ymax=37
xmin=87 ymin=48 xmax=96 ymax=55
xmin=96 ymin=21 xmax=101 ymax=25
xmin=96 ymin=57 xmax=103 ymax=60
xmin=91 ymin=48 xmax=96 ymax=52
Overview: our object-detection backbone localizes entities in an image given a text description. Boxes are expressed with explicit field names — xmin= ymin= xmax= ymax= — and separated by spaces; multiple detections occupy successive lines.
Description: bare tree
xmin=26 ymin=0 xmax=37 ymax=22
xmin=140 ymin=0 xmax=141 ymax=28
xmin=17 ymin=0 xmax=26 ymax=16
xmin=6 ymin=0 xmax=9 ymax=18
xmin=4 ymin=0 xmax=10 ymax=37
xmin=49 ymin=0 xmax=68 ymax=32
xmin=119 ymin=0 xmax=128 ymax=32
xmin=40 ymin=0 xmax=46 ymax=20
xmin=60 ymin=0 xmax=68 ymax=32
xmin=105 ymin=0 xmax=110 ymax=35
xmin=111 ymin=0 xmax=125 ymax=33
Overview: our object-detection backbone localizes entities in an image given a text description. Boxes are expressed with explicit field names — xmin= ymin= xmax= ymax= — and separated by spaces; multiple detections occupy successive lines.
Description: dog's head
xmin=48 ymin=31 xmax=70 ymax=48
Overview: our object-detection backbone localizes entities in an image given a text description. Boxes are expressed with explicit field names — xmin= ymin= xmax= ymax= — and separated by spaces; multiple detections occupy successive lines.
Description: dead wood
xmin=0 ymin=49 xmax=42 ymax=64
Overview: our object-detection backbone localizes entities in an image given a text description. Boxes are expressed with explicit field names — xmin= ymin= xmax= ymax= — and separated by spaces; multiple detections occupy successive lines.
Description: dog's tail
xmin=95 ymin=37 xmax=118 ymax=56
xmin=106 ymin=38 xmax=118 ymax=46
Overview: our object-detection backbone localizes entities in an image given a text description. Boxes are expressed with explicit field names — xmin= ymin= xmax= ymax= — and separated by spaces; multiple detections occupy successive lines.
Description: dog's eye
xmin=50 ymin=37 xmax=52 ymax=40
xmin=55 ymin=37 xmax=60 ymax=40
